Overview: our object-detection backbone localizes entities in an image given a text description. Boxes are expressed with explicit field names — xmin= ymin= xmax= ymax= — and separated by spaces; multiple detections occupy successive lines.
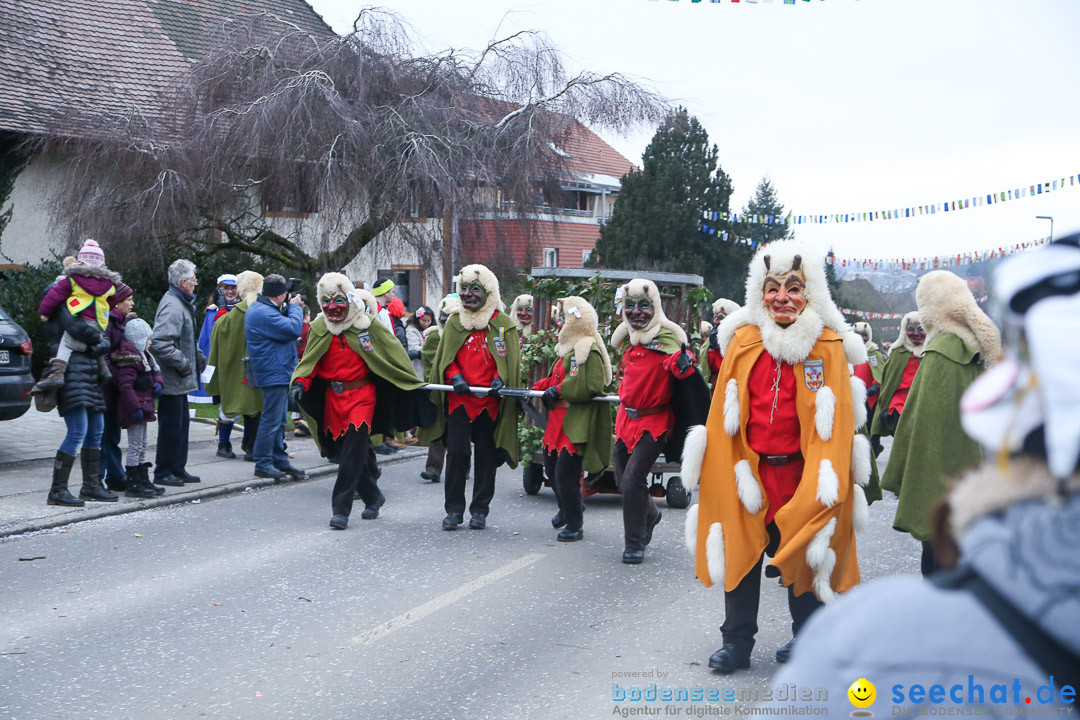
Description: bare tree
xmin=39 ymin=9 xmax=667 ymax=273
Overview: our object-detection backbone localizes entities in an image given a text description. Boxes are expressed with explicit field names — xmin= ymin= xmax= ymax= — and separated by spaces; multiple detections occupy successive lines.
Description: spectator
xmin=149 ymin=259 xmax=206 ymax=487
xmin=101 ymin=281 xmax=139 ymax=493
xmin=373 ymin=279 xmax=408 ymax=349
xmin=405 ymin=306 xmax=434 ymax=379
xmin=244 ymin=274 xmax=307 ymax=481
xmin=112 ymin=317 xmax=165 ymax=498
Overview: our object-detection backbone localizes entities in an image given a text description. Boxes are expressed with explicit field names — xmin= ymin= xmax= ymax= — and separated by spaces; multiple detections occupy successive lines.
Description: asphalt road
xmin=0 ymin=443 xmax=917 ymax=720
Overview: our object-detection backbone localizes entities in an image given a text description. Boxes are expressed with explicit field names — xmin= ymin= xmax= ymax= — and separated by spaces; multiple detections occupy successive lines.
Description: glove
xmin=152 ymin=382 xmax=163 ymax=398
xmin=708 ymin=329 xmax=720 ymax=351
xmin=541 ymin=385 xmax=561 ymax=411
xmin=675 ymin=343 xmax=693 ymax=374
xmin=289 ymin=382 xmax=304 ymax=412
xmin=866 ymin=382 xmax=881 ymax=398
xmin=487 ymin=376 xmax=505 ymax=398
xmin=450 ymin=373 xmax=471 ymax=395
xmin=408 ymin=349 xmax=422 ymax=360
xmin=129 ymin=409 xmax=144 ymax=424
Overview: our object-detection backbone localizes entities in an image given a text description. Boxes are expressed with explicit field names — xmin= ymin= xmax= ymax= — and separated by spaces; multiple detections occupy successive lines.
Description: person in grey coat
xmin=769 ymin=238 xmax=1080 ymax=715
xmin=150 ymin=259 xmax=206 ymax=486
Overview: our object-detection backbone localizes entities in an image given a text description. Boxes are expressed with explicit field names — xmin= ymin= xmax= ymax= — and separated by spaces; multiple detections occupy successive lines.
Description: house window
xmin=543 ymin=248 xmax=558 ymax=267
xmin=262 ymin=167 xmax=319 ymax=217
xmin=582 ymin=249 xmax=593 ymax=265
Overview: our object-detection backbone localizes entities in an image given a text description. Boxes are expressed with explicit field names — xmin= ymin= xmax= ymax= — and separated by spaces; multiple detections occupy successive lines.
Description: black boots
xmin=708 ymin=643 xmax=752 ymax=673
xmin=79 ymin=448 xmax=118 ymax=502
xmin=47 ymin=451 xmax=84 ymax=507
xmin=124 ymin=464 xmax=160 ymax=499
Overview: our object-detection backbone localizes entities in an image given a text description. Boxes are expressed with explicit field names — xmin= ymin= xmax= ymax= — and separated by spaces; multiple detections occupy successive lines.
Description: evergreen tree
xmin=737 ymin=175 xmax=790 ymax=246
xmin=593 ymin=108 xmax=752 ymax=300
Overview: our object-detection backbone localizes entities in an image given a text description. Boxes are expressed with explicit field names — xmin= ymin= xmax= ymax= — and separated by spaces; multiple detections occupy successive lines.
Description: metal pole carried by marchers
xmin=420 ymin=384 xmax=620 ymax=403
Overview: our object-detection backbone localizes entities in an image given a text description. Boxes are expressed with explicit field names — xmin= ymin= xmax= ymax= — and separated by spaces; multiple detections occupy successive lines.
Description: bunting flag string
xmin=651 ymin=0 xmax=861 ymax=4
xmin=699 ymin=220 xmax=1052 ymax=271
xmin=699 ymin=170 xmax=1077 ymax=226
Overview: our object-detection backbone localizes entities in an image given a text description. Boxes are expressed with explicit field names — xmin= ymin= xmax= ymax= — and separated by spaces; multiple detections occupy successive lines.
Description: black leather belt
xmin=623 ymin=405 xmax=668 ymax=420
xmin=761 ymin=451 xmax=803 ymax=467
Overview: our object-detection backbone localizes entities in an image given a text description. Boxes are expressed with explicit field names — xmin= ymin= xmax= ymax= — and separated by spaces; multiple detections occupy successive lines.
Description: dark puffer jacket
xmin=57 ymin=330 xmax=112 ymax=417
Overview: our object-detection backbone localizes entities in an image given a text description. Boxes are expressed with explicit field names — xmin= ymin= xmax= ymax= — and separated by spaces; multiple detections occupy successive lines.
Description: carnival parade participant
xmin=509 ymin=294 xmax=535 ymax=338
xmin=851 ymin=321 xmax=883 ymax=412
xmin=680 ymin=239 xmax=872 ymax=673
xmin=421 ymin=265 xmax=520 ymax=531
xmin=419 ymin=294 xmax=462 ymax=483
xmin=869 ymin=311 xmax=925 ymax=450
xmin=532 ymin=296 xmax=613 ymax=542
xmin=205 ymin=272 xmax=264 ymax=461
xmin=701 ymin=298 xmax=740 ymax=388
xmin=881 ymin=271 xmax=1000 ymax=576
xmin=291 ymin=274 xmax=434 ymax=530
xmin=771 ymin=237 xmax=1080 ymax=714
xmin=610 ymin=279 xmax=708 ymax=564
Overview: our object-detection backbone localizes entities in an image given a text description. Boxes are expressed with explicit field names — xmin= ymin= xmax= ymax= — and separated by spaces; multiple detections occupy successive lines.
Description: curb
xmin=0 ymin=448 xmax=426 ymax=540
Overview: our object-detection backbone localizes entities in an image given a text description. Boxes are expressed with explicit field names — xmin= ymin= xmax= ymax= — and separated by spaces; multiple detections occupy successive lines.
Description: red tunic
xmin=446 ymin=328 xmax=500 ymax=421
xmin=707 ymin=348 xmax=724 ymax=384
xmin=746 ymin=350 xmax=804 ymax=525
xmin=615 ymin=344 xmax=694 ymax=452
xmin=295 ymin=334 xmax=375 ymax=438
xmin=533 ymin=360 xmax=577 ymax=455
xmin=853 ymin=362 xmax=878 ymax=410
xmin=889 ymin=354 xmax=921 ymax=415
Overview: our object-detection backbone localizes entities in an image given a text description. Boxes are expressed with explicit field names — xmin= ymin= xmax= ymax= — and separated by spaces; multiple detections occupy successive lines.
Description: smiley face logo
xmin=848 ymin=678 xmax=876 ymax=711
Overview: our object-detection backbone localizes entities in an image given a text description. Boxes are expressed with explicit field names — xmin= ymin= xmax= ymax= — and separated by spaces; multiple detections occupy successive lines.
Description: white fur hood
xmin=455 ymin=264 xmax=501 ymax=331
xmin=715 ymin=240 xmax=866 ymax=366
xmin=610 ymin=278 xmax=688 ymax=349
xmin=554 ymin=296 xmax=613 ymax=385
xmin=916 ymin=271 xmax=1000 ymax=364
xmin=316 ymin=272 xmax=375 ymax=336
xmin=889 ymin=311 xmax=926 ymax=358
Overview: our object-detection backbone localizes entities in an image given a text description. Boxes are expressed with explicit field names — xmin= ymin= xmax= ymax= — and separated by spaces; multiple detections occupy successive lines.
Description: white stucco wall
xmin=0 ymin=153 xmax=71 ymax=265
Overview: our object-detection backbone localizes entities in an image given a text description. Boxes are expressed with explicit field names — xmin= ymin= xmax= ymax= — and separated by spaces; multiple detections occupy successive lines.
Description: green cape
xmin=869 ymin=346 xmax=913 ymax=440
xmin=292 ymin=316 xmax=435 ymax=459
xmin=555 ymin=345 xmax=613 ymax=474
xmin=880 ymin=333 xmax=984 ymax=540
xmin=205 ymin=301 xmax=264 ymax=417
xmin=421 ymin=329 xmax=440 ymax=382
xmin=418 ymin=312 xmax=521 ymax=468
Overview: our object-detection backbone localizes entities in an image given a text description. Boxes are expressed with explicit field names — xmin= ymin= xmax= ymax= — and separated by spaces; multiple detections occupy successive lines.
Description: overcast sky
xmin=308 ymin=0 xmax=1080 ymax=260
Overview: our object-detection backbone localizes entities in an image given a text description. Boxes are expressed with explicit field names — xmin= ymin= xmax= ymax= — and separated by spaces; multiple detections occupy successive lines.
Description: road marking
xmin=352 ymin=552 xmax=546 ymax=645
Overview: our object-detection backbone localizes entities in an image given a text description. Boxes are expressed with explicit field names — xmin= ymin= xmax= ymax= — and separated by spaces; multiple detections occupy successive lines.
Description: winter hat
xmin=217 ymin=274 xmax=238 ymax=286
xmin=109 ymin=281 xmax=134 ymax=307
xmin=61 ymin=256 xmax=77 ymax=268
xmin=124 ymin=317 xmax=153 ymax=351
xmin=373 ymin=279 xmax=394 ymax=297
xmin=387 ymin=296 xmax=405 ymax=318
xmin=262 ymin=274 xmax=288 ymax=297
xmin=77 ymin=239 xmax=106 ymax=267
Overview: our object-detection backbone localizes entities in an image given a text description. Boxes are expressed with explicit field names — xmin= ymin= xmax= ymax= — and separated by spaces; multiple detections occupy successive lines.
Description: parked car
xmin=0 ymin=302 xmax=34 ymax=420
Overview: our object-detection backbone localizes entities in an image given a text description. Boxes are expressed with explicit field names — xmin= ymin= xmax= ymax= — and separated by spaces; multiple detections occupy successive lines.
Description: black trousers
xmin=331 ymin=426 xmax=382 ymax=517
xmin=920 ymin=541 xmax=939 ymax=577
xmin=241 ymin=413 xmax=261 ymax=453
xmin=721 ymin=523 xmax=824 ymax=650
xmin=613 ymin=435 xmax=662 ymax=551
xmin=155 ymin=394 xmax=190 ymax=477
xmin=544 ymin=449 xmax=584 ymax=532
xmin=425 ymin=440 xmax=446 ymax=475
xmin=444 ymin=407 xmax=498 ymax=516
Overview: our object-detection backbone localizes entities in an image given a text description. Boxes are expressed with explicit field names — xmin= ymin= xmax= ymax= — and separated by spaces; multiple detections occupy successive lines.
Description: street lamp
xmin=1036 ymin=215 xmax=1054 ymax=242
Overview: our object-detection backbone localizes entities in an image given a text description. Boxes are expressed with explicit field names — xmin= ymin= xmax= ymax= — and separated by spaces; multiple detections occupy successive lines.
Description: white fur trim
xmin=712 ymin=298 xmax=740 ymax=318
xmin=455 ymin=264 xmax=501 ymax=330
xmin=842 ymin=330 xmax=869 ymax=365
xmin=734 ymin=460 xmax=762 ymax=514
xmin=816 ymin=459 xmax=839 ymax=508
xmin=235 ymin=271 xmax=264 ymax=305
xmin=615 ymin=279 xmax=688 ymax=347
xmin=742 ymin=240 xmax=852 ymax=364
xmin=706 ymin=522 xmax=725 ymax=586
xmin=715 ymin=307 xmax=751 ymax=358
xmin=509 ymin=294 xmax=534 ymax=335
xmin=852 ymin=484 xmax=870 ymax=535
xmin=917 ymin=270 xmax=1001 ymax=363
xmin=851 ymin=434 xmax=871 ymax=487
xmin=422 ymin=325 xmax=439 ymax=340
xmin=853 ymin=321 xmax=873 ymax=344
xmin=814 ymin=385 xmax=835 ymax=441
xmin=555 ymin=296 xmax=612 ymax=385
xmin=890 ymin=311 xmax=926 ymax=357
xmin=723 ymin=379 xmax=740 ymax=437
xmin=680 ymin=425 xmax=708 ymax=493
xmin=850 ymin=375 xmax=868 ymax=430
xmin=684 ymin=503 xmax=699 ymax=556
xmin=806 ymin=518 xmax=838 ymax=603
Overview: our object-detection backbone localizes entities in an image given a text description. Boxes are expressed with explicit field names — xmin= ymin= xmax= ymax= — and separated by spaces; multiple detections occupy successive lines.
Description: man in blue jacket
xmin=244 ymin=274 xmax=307 ymax=481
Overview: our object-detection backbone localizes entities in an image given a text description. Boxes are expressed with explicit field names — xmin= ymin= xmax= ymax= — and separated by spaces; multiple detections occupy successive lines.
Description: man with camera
xmin=244 ymin=274 xmax=307 ymax=481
